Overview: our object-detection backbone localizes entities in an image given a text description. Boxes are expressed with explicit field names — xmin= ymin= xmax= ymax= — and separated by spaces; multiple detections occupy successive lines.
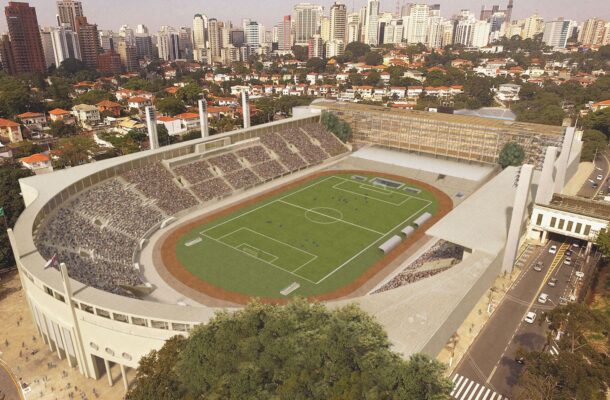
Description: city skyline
xmin=3 ymin=0 xmax=610 ymax=33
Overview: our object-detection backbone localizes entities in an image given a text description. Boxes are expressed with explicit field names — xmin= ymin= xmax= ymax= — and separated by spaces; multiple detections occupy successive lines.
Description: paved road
xmin=0 ymin=359 xmax=23 ymax=400
xmin=578 ymin=149 xmax=610 ymax=200
xmin=450 ymin=239 xmax=590 ymax=399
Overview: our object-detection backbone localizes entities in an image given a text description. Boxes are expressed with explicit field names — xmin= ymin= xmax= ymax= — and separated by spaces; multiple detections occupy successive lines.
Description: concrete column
xmin=198 ymin=99 xmax=209 ymax=138
xmin=554 ymin=127 xmax=576 ymax=194
xmin=145 ymin=106 xmax=159 ymax=150
xmin=535 ymin=146 xmax=558 ymax=205
xmin=541 ymin=230 xmax=548 ymax=245
xmin=241 ymin=90 xmax=251 ymax=129
xmin=104 ymin=359 xmax=113 ymax=386
xmin=502 ymin=165 xmax=535 ymax=273
xmin=58 ymin=328 xmax=74 ymax=368
xmin=120 ymin=364 xmax=129 ymax=391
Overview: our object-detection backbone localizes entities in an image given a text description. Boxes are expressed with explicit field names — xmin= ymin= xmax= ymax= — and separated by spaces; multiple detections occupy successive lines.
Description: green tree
xmin=54 ymin=135 xmax=98 ymax=168
xmin=344 ymin=42 xmax=370 ymax=62
xmin=581 ymin=129 xmax=609 ymax=162
xmin=73 ymin=89 xmax=114 ymax=105
xmin=365 ymin=71 xmax=382 ymax=86
xmin=177 ymin=83 xmax=203 ymax=105
xmin=364 ymin=51 xmax=383 ymax=66
xmin=596 ymin=230 xmax=610 ymax=260
xmin=56 ymin=58 xmax=87 ymax=75
xmin=292 ymin=45 xmax=309 ymax=62
xmin=584 ymin=108 xmax=610 ymax=138
xmin=48 ymin=120 xmax=78 ymax=138
xmin=321 ymin=111 xmax=352 ymax=143
xmin=156 ymin=97 xmax=186 ymax=116
xmin=306 ymin=57 xmax=326 ymax=73
xmin=498 ymin=142 xmax=525 ymax=168
xmin=0 ymin=74 xmax=38 ymax=118
xmin=127 ymin=300 xmax=452 ymax=400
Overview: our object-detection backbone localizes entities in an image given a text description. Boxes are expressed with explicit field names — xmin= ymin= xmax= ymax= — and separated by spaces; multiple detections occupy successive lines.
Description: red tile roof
xmin=96 ymin=100 xmax=121 ymax=108
xmin=0 ymin=118 xmax=20 ymax=127
xmin=49 ymin=108 xmax=70 ymax=115
xmin=17 ymin=112 xmax=44 ymax=118
xmin=175 ymin=112 xmax=199 ymax=119
xmin=19 ymin=153 xmax=50 ymax=164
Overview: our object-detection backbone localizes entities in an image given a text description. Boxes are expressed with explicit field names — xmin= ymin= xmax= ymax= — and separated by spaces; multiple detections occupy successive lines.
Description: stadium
xmin=9 ymin=101 xmax=581 ymax=389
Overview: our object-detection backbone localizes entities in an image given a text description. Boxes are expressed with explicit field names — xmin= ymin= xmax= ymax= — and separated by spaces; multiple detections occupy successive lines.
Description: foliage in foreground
xmin=321 ymin=111 xmax=352 ymax=143
xmin=126 ymin=300 xmax=453 ymax=400
xmin=514 ymin=304 xmax=610 ymax=400
xmin=498 ymin=142 xmax=525 ymax=169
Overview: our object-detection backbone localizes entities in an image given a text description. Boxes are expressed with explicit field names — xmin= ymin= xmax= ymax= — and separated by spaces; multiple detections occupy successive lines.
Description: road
xmin=449 ymin=238 xmax=592 ymax=399
xmin=0 ymin=358 xmax=23 ymax=400
xmin=578 ymin=148 xmax=610 ymax=200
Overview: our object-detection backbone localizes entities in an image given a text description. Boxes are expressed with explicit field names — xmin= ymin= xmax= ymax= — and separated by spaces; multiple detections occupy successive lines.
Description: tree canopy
xmin=344 ymin=42 xmax=371 ymax=62
xmin=581 ymin=129 xmax=609 ymax=162
xmin=126 ymin=300 xmax=452 ymax=400
xmin=498 ymin=142 xmax=525 ymax=169
xmin=0 ymin=162 xmax=33 ymax=270
xmin=156 ymin=97 xmax=186 ymax=116
xmin=321 ymin=111 xmax=352 ymax=143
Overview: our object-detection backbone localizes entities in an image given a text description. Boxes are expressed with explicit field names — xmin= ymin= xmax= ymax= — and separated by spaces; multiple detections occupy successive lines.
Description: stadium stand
xmin=236 ymin=145 xmax=271 ymax=165
xmin=174 ymin=160 xmax=214 ymax=185
xmin=208 ymin=153 xmax=242 ymax=174
xmin=302 ymin=123 xmax=347 ymax=157
xmin=190 ymin=177 xmax=233 ymax=202
xmin=258 ymin=132 xmax=308 ymax=172
xmin=224 ymin=168 xmax=260 ymax=190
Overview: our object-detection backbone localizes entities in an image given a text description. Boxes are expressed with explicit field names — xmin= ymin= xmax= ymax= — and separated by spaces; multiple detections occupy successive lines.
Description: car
xmin=516 ymin=356 xmax=525 ymax=364
xmin=524 ymin=312 xmax=537 ymax=324
xmin=548 ymin=278 xmax=558 ymax=287
xmin=559 ymin=297 xmax=569 ymax=306
xmin=538 ymin=293 xmax=549 ymax=304
xmin=534 ymin=261 xmax=544 ymax=272
xmin=597 ymin=174 xmax=603 ymax=181
xmin=566 ymin=250 xmax=573 ymax=257
xmin=564 ymin=257 xmax=572 ymax=265
xmin=592 ymin=183 xmax=598 ymax=188
xmin=549 ymin=245 xmax=557 ymax=254
xmin=572 ymin=242 xmax=580 ymax=248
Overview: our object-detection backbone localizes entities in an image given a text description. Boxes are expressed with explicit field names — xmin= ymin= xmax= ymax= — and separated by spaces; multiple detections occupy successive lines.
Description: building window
xmin=550 ymin=217 xmax=557 ymax=228
xmin=96 ymin=309 xmax=110 ymax=319
xmin=566 ymin=221 xmax=573 ymax=232
xmin=576 ymin=223 xmax=582 ymax=234
xmin=584 ymin=225 xmax=591 ymax=236
xmin=131 ymin=317 xmax=148 ymax=327
xmin=80 ymin=304 xmax=94 ymax=314
xmin=53 ymin=292 xmax=65 ymax=303
xmin=536 ymin=213 xmax=543 ymax=225
xmin=151 ymin=320 xmax=168 ymax=330
xmin=113 ymin=313 xmax=128 ymax=323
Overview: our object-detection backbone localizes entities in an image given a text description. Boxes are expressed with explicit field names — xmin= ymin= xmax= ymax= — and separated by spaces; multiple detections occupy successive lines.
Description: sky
xmin=3 ymin=0 xmax=610 ymax=32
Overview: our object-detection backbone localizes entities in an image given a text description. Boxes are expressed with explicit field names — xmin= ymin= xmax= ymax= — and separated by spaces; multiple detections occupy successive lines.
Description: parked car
xmin=548 ymin=278 xmax=558 ymax=287
xmin=564 ymin=257 xmax=572 ymax=265
xmin=549 ymin=245 xmax=557 ymax=254
xmin=566 ymin=250 xmax=573 ymax=257
xmin=534 ymin=261 xmax=544 ymax=272
xmin=524 ymin=312 xmax=537 ymax=324
xmin=538 ymin=293 xmax=549 ymax=304
xmin=597 ymin=174 xmax=603 ymax=181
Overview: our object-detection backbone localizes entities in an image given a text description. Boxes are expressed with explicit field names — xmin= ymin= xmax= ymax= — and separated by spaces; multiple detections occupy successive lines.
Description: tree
xmin=54 ymin=135 xmax=98 ymax=168
xmin=56 ymin=58 xmax=87 ymax=75
xmin=292 ymin=45 xmax=308 ymax=62
xmin=321 ymin=111 xmax=352 ymax=143
xmin=364 ymin=51 xmax=383 ymax=66
xmin=596 ymin=229 xmax=610 ymax=261
xmin=498 ymin=142 xmax=525 ymax=168
xmin=344 ymin=42 xmax=370 ymax=62
xmin=306 ymin=57 xmax=326 ymax=73
xmin=0 ymin=74 xmax=39 ymax=118
xmin=126 ymin=300 xmax=452 ymax=400
xmin=156 ymin=97 xmax=186 ymax=116
xmin=0 ymin=162 xmax=33 ymax=270
xmin=48 ymin=120 xmax=78 ymax=138
xmin=584 ymin=108 xmax=610 ymax=138
xmin=177 ymin=83 xmax=203 ymax=105
xmin=73 ymin=89 xmax=114 ymax=105
xmin=581 ymin=129 xmax=608 ymax=162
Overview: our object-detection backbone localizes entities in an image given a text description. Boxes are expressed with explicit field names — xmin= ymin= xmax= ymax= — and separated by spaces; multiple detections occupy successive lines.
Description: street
xmin=578 ymin=148 xmax=610 ymax=200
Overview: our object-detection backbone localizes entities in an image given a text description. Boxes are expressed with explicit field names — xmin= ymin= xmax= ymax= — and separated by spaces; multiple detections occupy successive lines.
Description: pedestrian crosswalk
xmin=450 ymin=374 xmax=508 ymax=400
xmin=549 ymin=344 xmax=559 ymax=356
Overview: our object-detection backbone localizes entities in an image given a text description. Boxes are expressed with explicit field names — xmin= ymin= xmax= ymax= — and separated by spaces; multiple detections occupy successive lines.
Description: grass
xmin=174 ymin=173 xmax=439 ymax=298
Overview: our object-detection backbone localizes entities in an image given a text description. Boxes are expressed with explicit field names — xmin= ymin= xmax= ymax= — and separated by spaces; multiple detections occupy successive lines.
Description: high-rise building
xmin=39 ymin=28 xmax=56 ymax=69
xmin=294 ymin=3 xmax=323 ymax=46
xmin=207 ymin=18 xmax=222 ymax=62
xmin=522 ymin=14 xmax=544 ymax=39
xmin=326 ymin=39 xmax=345 ymax=58
xmin=49 ymin=23 xmax=81 ymax=66
xmin=192 ymin=14 xmax=207 ymax=62
xmin=364 ymin=0 xmax=380 ymax=45
xmin=75 ymin=16 xmax=100 ymax=69
xmin=5 ymin=2 xmax=46 ymax=74
xmin=320 ymin=16 xmax=330 ymax=42
xmin=136 ymin=24 xmax=148 ymax=35
xmin=330 ymin=2 xmax=347 ymax=43
xmin=178 ymin=27 xmax=193 ymax=59
xmin=119 ymin=25 xmax=135 ymax=46
xmin=347 ymin=13 xmax=361 ymax=44
xmin=157 ymin=26 xmax=180 ymax=61
xmin=308 ymin=34 xmax=324 ymax=58
xmin=403 ymin=4 xmax=431 ymax=44
xmin=117 ymin=41 xmax=138 ymax=71
xmin=278 ymin=15 xmax=292 ymax=51
xmin=56 ymin=0 xmax=83 ymax=31
xmin=542 ymin=18 xmax=571 ymax=48
xmin=245 ymin=21 xmax=261 ymax=46
xmin=97 ymin=50 xmax=121 ymax=74
xmin=229 ymin=29 xmax=245 ymax=47
xmin=579 ymin=18 xmax=607 ymax=46
xmin=135 ymin=34 xmax=153 ymax=60
xmin=0 ymin=34 xmax=16 ymax=74
xmin=453 ymin=11 xmax=491 ymax=48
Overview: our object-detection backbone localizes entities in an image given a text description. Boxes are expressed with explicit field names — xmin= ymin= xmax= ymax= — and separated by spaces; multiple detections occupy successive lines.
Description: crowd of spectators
xmin=225 ymin=169 xmax=260 ymax=190
xmin=303 ymin=123 xmax=348 ymax=157
xmin=373 ymin=240 xmax=464 ymax=293
xmin=71 ymin=180 xmax=164 ymax=239
xmin=123 ymin=163 xmax=198 ymax=215
xmin=236 ymin=145 xmax=271 ymax=165
xmin=259 ymin=132 xmax=308 ymax=172
xmin=252 ymin=160 xmax=287 ymax=181
xmin=208 ymin=153 xmax=242 ymax=174
xmin=174 ymin=160 xmax=214 ymax=185
xmin=191 ymin=177 xmax=232 ymax=202
xmin=281 ymin=128 xmax=328 ymax=164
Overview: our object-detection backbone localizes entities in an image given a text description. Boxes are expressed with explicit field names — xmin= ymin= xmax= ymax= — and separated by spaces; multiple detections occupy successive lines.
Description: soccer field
xmin=173 ymin=173 xmax=440 ymax=299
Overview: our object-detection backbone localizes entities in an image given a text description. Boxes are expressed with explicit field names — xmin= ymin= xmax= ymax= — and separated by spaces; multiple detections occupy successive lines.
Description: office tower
xmin=471 ymin=20 xmax=491 ymax=47
xmin=119 ymin=25 xmax=135 ymax=46
xmin=157 ymin=26 xmax=180 ymax=61
xmin=506 ymin=0 xmax=514 ymax=23
xmin=347 ymin=13 xmax=360 ymax=44
xmin=579 ymin=18 xmax=607 ymax=45
xmin=192 ymin=14 xmax=207 ymax=62
xmin=208 ymin=18 xmax=222 ymax=62
xmin=294 ymin=3 xmax=323 ymax=46
xmin=136 ymin=24 xmax=148 ymax=35
xmin=135 ymin=34 xmax=153 ymax=59
xmin=245 ymin=21 xmax=261 ymax=46
xmin=308 ymin=34 xmax=324 ymax=58
xmin=49 ymin=23 xmax=81 ymax=65
xmin=75 ymin=16 xmax=99 ymax=68
xmin=230 ymin=29 xmax=245 ymax=47
xmin=326 ymin=39 xmax=345 ymax=57
xmin=5 ymin=2 xmax=46 ymax=74
xmin=542 ymin=18 xmax=571 ymax=48
xmin=522 ymin=14 xmax=544 ymax=39
xmin=278 ymin=16 xmax=292 ymax=50
xmin=364 ymin=0 xmax=380 ymax=45
xmin=179 ymin=27 xmax=193 ymax=59
xmin=40 ymin=28 xmax=55 ymax=69
xmin=56 ymin=0 xmax=83 ymax=30
xmin=320 ymin=17 xmax=330 ymax=41
xmin=404 ymin=4 xmax=430 ymax=44
xmin=383 ymin=19 xmax=404 ymax=44
xmin=0 ymin=34 xmax=16 ymax=74
xmin=330 ymin=2 xmax=347 ymax=43
xmin=97 ymin=50 xmax=121 ymax=73
xmin=117 ymin=41 xmax=138 ymax=71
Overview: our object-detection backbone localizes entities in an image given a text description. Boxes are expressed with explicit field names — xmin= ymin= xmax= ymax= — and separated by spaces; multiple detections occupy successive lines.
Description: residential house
xmin=97 ymin=100 xmax=123 ymax=117
xmin=0 ymin=118 xmax=23 ymax=143
xmin=48 ymin=109 xmax=75 ymax=124
xmin=157 ymin=116 xmax=185 ymax=136
xmin=17 ymin=112 xmax=47 ymax=131
xmin=19 ymin=153 xmax=53 ymax=174
xmin=175 ymin=112 xmax=200 ymax=132
xmin=591 ymin=100 xmax=610 ymax=112
xmin=127 ymin=97 xmax=152 ymax=112
xmin=72 ymin=104 xmax=101 ymax=126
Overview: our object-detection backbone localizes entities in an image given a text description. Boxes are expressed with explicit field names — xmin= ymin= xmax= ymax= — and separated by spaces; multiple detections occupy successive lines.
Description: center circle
xmin=304 ymin=207 xmax=344 ymax=224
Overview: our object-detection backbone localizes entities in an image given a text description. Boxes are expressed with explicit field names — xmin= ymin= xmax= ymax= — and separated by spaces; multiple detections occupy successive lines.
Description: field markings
xmin=313 ymin=200 xmax=433 ymax=284
xmin=278 ymin=199 xmax=386 ymax=236
xmin=331 ymin=178 xmax=416 ymax=206
xmin=236 ymin=243 xmax=279 ymax=263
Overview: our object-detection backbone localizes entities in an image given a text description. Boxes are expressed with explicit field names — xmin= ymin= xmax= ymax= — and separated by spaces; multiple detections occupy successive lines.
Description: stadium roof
xmin=454 ymin=107 xmax=517 ymax=121
xmin=545 ymin=194 xmax=610 ymax=221
xmin=316 ymin=102 xmax=564 ymax=136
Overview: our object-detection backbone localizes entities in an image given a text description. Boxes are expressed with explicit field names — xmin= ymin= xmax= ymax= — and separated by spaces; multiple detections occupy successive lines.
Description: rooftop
xmin=545 ymin=194 xmax=610 ymax=221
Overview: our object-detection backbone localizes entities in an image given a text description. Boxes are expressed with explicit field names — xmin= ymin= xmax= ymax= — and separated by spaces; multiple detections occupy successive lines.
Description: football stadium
xmin=9 ymin=100 xmax=582 ymax=388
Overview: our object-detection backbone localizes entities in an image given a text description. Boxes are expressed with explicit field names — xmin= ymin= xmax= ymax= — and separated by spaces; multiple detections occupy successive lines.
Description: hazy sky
xmin=4 ymin=0 xmax=610 ymax=32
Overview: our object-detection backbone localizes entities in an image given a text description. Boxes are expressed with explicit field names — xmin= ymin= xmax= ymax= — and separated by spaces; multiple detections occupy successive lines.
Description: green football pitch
xmin=174 ymin=173 xmax=439 ymax=299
